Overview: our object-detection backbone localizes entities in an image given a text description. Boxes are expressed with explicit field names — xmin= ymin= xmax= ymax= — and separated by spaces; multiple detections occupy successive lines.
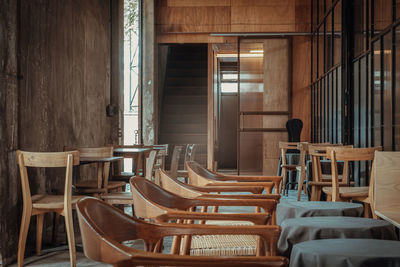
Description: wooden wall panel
xmin=263 ymin=39 xmax=290 ymax=112
xmin=232 ymin=0 xmax=291 ymax=6
xmin=157 ymin=33 xmax=237 ymax=44
xmin=156 ymin=0 xmax=311 ymax=43
xmin=157 ymin=7 xmax=231 ymax=33
xmin=14 ymin=0 xmax=118 ymax=258
xmin=231 ymin=6 xmax=295 ymax=32
xmin=295 ymin=0 xmax=311 ymax=32
xmin=292 ymin=36 xmax=311 ymax=141
xmin=263 ymin=132 xmax=287 ymax=175
xmin=0 ymin=0 xmax=20 ymax=264
xmin=262 ymin=39 xmax=290 ymax=175
xmin=168 ymin=0 xmax=230 ymax=7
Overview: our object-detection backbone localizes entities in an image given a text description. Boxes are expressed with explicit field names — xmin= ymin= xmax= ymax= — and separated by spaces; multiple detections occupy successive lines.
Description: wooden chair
xmin=169 ymin=145 xmax=183 ymax=178
xmin=278 ymin=142 xmax=301 ymax=195
xmin=177 ymin=144 xmax=197 ymax=178
xmin=323 ymin=146 xmax=382 ymax=217
xmin=76 ymin=197 xmax=288 ymax=267
xmin=374 ymin=151 xmax=400 ymax=226
xmin=101 ymin=150 xmax=158 ymax=206
xmin=146 ymin=144 xmax=169 ymax=170
xmin=307 ymin=144 xmax=352 ymax=201
xmin=71 ymin=146 xmax=126 ymax=196
xmin=186 ymin=161 xmax=280 ymax=194
xmin=159 ymin=168 xmax=281 ymax=224
xmin=160 ymin=168 xmax=281 ymax=200
xmin=16 ymin=150 xmax=82 ymax=267
xmin=130 ymin=177 xmax=279 ymax=256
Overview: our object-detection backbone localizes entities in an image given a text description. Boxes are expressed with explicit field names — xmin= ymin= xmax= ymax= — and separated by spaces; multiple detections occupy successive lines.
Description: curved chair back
xmin=186 ymin=161 xmax=220 ymax=186
xmin=77 ymin=197 xmax=289 ymax=267
xmin=160 ymin=168 xmax=203 ymax=198
xmin=326 ymin=146 xmax=382 ymax=202
xmin=130 ymin=177 xmax=194 ymax=219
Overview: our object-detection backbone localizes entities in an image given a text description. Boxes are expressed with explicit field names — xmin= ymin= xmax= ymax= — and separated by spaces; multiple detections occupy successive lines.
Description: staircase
xmin=159 ymin=44 xmax=208 ymax=166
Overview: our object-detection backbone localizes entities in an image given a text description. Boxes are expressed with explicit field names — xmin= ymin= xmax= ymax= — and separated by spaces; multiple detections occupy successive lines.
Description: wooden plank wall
xmin=292 ymin=36 xmax=311 ymax=141
xmin=156 ymin=0 xmax=311 ymax=43
xmin=0 ymin=0 xmax=19 ymax=265
xmin=1 ymin=1 xmax=121 ymax=264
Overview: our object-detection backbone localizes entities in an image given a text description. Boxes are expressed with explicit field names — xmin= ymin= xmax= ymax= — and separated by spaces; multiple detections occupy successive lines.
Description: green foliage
xmin=124 ymin=0 xmax=139 ymax=37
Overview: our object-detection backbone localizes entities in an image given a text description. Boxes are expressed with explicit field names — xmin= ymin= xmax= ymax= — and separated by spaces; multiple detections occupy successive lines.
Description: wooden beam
xmin=207 ymin=44 xmax=214 ymax=170
xmin=111 ymin=0 xmax=124 ymax=144
xmin=157 ymin=33 xmax=237 ymax=44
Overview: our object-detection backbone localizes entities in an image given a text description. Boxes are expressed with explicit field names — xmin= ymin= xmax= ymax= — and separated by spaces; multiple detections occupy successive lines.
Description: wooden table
xmin=278 ymin=216 xmax=397 ymax=257
xmin=113 ymin=147 xmax=151 ymax=177
xmin=78 ymin=156 xmax=123 ymax=193
xmin=290 ymin=239 xmax=400 ymax=267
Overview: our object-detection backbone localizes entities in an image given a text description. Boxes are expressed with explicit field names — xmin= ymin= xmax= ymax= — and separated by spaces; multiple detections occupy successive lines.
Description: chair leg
xmin=18 ymin=207 xmax=32 ymax=267
xmin=297 ymin=172 xmax=306 ymax=201
xmin=281 ymin=168 xmax=287 ymax=194
xmin=64 ymin=208 xmax=76 ymax=267
xmin=171 ymin=235 xmax=182 ymax=254
xmin=52 ymin=213 xmax=60 ymax=244
xmin=363 ymin=203 xmax=371 ymax=218
xmin=36 ymin=213 xmax=45 ymax=256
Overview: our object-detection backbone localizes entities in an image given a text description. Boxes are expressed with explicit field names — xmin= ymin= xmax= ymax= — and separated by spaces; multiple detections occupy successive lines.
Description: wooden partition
xmin=239 ymin=39 xmax=290 ymax=175
xmin=374 ymin=151 xmax=400 ymax=228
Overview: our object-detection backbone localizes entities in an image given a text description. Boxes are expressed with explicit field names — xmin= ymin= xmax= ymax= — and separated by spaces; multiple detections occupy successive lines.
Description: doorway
xmin=218 ymin=60 xmax=238 ymax=170
xmin=213 ymin=38 xmax=291 ymax=175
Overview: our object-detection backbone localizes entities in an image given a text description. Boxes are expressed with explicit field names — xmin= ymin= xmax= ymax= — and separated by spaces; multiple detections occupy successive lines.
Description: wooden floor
xmin=8 ymin=189 xmax=306 ymax=266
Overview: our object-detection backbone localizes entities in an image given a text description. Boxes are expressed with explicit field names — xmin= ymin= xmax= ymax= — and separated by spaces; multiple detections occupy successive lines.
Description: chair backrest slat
xmin=326 ymin=146 xmax=381 ymax=201
xmin=70 ymin=146 xmax=113 ymax=158
xmin=170 ymin=145 xmax=183 ymax=177
xmin=145 ymin=150 xmax=158 ymax=181
xmin=18 ymin=150 xmax=80 ymax=167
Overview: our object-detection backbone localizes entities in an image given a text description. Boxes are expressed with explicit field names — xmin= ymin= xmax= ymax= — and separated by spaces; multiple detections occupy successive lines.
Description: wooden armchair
xmin=323 ymin=146 xmax=382 ymax=217
xmin=77 ymin=197 xmax=288 ymax=267
xmin=67 ymin=146 xmax=126 ymax=196
xmin=307 ymin=144 xmax=352 ymax=201
xmin=130 ymin=177 xmax=279 ymax=256
xmin=159 ymin=168 xmax=281 ymax=224
xmin=186 ymin=161 xmax=280 ymax=194
xmin=160 ymin=168 xmax=281 ymax=200
xmin=16 ymin=150 xmax=82 ymax=267
xmin=278 ymin=142 xmax=300 ymax=194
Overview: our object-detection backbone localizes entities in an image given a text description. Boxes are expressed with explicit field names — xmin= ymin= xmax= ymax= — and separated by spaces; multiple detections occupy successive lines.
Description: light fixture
xmin=249 ymin=50 xmax=263 ymax=53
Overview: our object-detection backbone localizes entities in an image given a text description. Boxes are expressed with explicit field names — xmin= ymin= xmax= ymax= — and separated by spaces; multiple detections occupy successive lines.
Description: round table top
xmin=290 ymin=239 xmax=400 ymax=267
xmin=277 ymin=200 xmax=364 ymax=225
xmin=281 ymin=216 xmax=393 ymax=229
xmin=278 ymin=216 xmax=397 ymax=257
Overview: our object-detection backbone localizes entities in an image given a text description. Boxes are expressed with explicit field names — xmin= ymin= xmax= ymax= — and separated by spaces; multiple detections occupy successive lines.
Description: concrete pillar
xmin=142 ymin=0 xmax=158 ymax=144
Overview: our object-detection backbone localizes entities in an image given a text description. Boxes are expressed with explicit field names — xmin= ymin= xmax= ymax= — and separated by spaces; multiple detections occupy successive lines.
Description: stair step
xmin=162 ymin=114 xmax=207 ymax=124
xmin=164 ymin=95 xmax=207 ymax=105
xmin=166 ymin=86 xmax=207 ymax=95
xmin=166 ymin=77 xmax=207 ymax=87
xmin=160 ymin=123 xmax=207 ymax=134
xmin=160 ymin=134 xmax=207 ymax=144
xmin=162 ymin=104 xmax=206 ymax=114
xmin=167 ymin=68 xmax=207 ymax=77
xmin=168 ymin=60 xmax=207 ymax=68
